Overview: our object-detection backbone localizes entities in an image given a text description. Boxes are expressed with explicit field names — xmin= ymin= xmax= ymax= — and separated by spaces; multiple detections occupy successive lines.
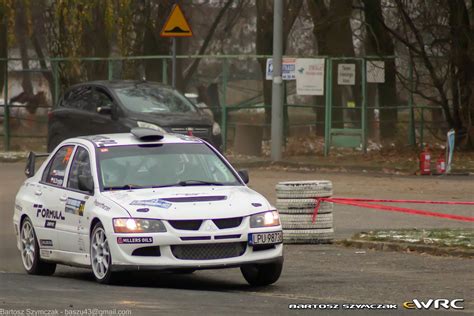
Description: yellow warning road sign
xmin=160 ymin=4 xmax=193 ymax=37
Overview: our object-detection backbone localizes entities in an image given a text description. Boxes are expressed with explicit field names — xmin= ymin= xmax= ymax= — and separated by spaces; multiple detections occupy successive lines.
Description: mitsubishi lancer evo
xmin=13 ymin=128 xmax=283 ymax=285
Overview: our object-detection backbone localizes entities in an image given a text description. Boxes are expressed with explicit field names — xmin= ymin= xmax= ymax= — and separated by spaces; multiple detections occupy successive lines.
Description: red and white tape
xmin=313 ymin=197 xmax=474 ymax=223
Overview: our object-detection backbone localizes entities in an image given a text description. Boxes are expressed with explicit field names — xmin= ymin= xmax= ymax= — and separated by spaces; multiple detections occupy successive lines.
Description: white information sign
xmin=337 ymin=64 xmax=356 ymax=85
xmin=295 ymin=58 xmax=325 ymax=95
xmin=265 ymin=58 xmax=296 ymax=80
xmin=367 ymin=61 xmax=385 ymax=83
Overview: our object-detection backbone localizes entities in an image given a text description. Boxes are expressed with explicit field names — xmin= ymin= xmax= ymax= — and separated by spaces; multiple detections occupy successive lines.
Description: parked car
xmin=14 ymin=128 xmax=283 ymax=285
xmin=47 ymin=81 xmax=222 ymax=152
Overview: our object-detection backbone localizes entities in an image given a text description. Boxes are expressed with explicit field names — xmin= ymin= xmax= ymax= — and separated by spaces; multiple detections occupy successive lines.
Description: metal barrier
xmin=0 ymin=55 xmax=448 ymax=153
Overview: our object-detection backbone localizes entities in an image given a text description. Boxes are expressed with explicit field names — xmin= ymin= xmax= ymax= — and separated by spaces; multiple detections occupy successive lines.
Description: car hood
xmin=101 ymin=186 xmax=272 ymax=220
xmin=129 ymin=111 xmax=213 ymax=127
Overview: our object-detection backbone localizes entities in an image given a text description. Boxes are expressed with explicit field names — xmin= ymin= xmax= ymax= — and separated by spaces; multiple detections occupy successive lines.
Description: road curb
xmin=232 ymin=159 xmax=401 ymax=173
xmin=0 ymin=153 xmax=28 ymax=163
xmin=232 ymin=160 xmax=474 ymax=175
xmin=336 ymin=239 xmax=474 ymax=258
xmin=1 ymin=153 xmax=473 ymax=175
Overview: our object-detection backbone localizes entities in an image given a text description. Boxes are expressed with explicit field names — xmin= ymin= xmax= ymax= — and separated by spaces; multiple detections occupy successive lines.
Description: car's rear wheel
xmin=20 ymin=217 xmax=56 ymax=275
xmin=90 ymin=223 xmax=114 ymax=284
xmin=240 ymin=259 xmax=283 ymax=286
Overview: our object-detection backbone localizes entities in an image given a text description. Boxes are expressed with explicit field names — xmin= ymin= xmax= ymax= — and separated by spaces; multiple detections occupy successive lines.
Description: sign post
xmin=271 ymin=0 xmax=283 ymax=161
xmin=160 ymin=4 xmax=193 ymax=89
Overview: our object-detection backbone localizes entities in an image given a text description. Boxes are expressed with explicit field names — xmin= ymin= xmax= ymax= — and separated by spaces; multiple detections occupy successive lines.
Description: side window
xmin=42 ymin=145 xmax=75 ymax=186
xmin=59 ymin=92 xmax=70 ymax=107
xmin=67 ymin=147 xmax=92 ymax=192
xmin=91 ymin=89 xmax=114 ymax=114
xmin=63 ymin=86 xmax=93 ymax=110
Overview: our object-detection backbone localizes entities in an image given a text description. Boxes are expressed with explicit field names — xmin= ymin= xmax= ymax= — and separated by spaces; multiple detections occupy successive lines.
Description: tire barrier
xmin=276 ymin=180 xmax=334 ymax=244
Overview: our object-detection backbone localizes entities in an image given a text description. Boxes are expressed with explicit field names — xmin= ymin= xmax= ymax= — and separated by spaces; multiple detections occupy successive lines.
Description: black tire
xmin=90 ymin=222 xmax=115 ymax=284
xmin=240 ymin=259 xmax=283 ymax=286
xmin=20 ymin=217 xmax=56 ymax=275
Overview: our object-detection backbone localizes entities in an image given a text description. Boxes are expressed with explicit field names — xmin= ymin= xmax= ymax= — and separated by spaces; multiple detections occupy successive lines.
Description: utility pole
xmin=172 ymin=38 xmax=176 ymax=89
xmin=271 ymin=0 xmax=283 ymax=161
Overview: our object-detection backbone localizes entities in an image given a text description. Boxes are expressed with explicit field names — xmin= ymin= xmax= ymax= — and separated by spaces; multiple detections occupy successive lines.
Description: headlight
xmin=137 ymin=121 xmax=166 ymax=133
xmin=212 ymin=122 xmax=221 ymax=135
xmin=250 ymin=211 xmax=280 ymax=228
xmin=113 ymin=218 xmax=167 ymax=233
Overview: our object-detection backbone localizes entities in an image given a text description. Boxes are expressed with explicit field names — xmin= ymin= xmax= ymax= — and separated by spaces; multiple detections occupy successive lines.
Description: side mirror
xmin=238 ymin=169 xmax=249 ymax=184
xmin=25 ymin=152 xmax=36 ymax=178
xmin=78 ymin=175 xmax=94 ymax=193
xmin=97 ymin=104 xmax=113 ymax=115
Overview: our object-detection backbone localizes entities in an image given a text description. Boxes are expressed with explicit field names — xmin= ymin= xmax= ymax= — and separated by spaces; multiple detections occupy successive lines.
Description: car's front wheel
xmin=20 ymin=217 xmax=56 ymax=275
xmin=240 ymin=259 xmax=283 ymax=286
xmin=90 ymin=222 xmax=114 ymax=284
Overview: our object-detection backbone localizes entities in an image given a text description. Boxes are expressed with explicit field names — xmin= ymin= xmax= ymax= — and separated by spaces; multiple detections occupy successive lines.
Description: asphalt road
xmin=1 ymin=162 xmax=473 ymax=315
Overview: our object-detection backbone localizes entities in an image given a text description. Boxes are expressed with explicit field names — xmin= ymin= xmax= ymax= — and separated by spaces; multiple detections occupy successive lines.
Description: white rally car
xmin=13 ymin=128 xmax=283 ymax=285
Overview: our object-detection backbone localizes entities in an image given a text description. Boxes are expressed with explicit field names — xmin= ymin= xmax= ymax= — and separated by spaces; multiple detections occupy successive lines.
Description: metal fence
xmin=0 ymin=55 xmax=448 ymax=154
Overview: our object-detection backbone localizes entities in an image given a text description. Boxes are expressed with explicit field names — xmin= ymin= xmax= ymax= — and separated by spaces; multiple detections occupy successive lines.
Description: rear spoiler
xmin=25 ymin=152 xmax=49 ymax=178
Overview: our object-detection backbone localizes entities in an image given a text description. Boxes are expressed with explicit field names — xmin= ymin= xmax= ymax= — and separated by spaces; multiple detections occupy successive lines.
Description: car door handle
xmin=34 ymin=190 xmax=42 ymax=196
xmin=59 ymin=196 xmax=68 ymax=202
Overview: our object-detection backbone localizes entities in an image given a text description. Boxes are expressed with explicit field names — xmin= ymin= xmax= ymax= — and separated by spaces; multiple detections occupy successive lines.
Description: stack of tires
xmin=276 ymin=180 xmax=334 ymax=244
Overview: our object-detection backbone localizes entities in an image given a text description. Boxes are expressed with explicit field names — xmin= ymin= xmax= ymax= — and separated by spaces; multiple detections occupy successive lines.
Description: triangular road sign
xmin=160 ymin=4 xmax=193 ymax=37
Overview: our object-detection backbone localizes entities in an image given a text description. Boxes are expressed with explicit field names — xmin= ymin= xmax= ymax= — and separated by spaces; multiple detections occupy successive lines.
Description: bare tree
xmin=308 ymin=0 xmax=355 ymax=134
xmin=256 ymin=0 xmax=303 ymax=125
xmin=378 ymin=0 xmax=474 ymax=147
xmin=0 ymin=2 xmax=7 ymax=96
xmin=14 ymin=0 xmax=34 ymax=97
xmin=363 ymin=0 xmax=397 ymax=139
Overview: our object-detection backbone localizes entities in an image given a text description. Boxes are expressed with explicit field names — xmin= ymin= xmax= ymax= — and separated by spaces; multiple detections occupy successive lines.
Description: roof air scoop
xmin=131 ymin=127 xmax=165 ymax=141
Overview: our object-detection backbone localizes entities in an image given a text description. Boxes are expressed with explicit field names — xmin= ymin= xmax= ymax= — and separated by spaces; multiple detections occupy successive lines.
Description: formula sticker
xmin=40 ymin=239 xmax=53 ymax=247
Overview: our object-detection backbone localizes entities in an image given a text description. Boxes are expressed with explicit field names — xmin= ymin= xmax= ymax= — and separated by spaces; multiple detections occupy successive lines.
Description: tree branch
xmin=183 ymin=0 xmax=233 ymax=87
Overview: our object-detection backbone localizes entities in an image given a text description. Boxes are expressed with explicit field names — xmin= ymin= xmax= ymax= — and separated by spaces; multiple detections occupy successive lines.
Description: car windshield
xmin=97 ymin=143 xmax=241 ymax=190
xmin=113 ymin=85 xmax=196 ymax=113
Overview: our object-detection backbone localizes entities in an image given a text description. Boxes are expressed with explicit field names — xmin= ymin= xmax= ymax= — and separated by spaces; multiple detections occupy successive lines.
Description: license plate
xmin=249 ymin=231 xmax=283 ymax=245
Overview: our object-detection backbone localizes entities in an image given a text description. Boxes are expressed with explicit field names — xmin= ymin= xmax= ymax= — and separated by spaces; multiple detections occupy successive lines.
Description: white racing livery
xmin=13 ymin=128 xmax=283 ymax=285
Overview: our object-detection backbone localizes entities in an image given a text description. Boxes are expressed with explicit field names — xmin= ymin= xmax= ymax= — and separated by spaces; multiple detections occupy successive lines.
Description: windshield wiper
xmin=178 ymin=180 xmax=224 ymax=186
xmin=104 ymin=184 xmax=145 ymax=191
xmin=152 ymin=180 xmax=224 ymax=188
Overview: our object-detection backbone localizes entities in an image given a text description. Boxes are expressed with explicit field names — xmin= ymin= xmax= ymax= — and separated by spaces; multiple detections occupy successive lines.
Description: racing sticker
xmin=88 ymin=135 xmax=118 ymax=147
xmin=93 ymin=199 xmax=111 ymax=211
xmin=35 ymin=204 xmax=65 ymax=220
xmin=50 ymin=169 xmax=65 ymax=186
xmin=117 ymin=237 xmax=153 ymax=244
xmin=65 ymin=197 xmax=85 ymax=216
xmin=40 ymin=249 xmax=51 ymax=258
xmin=130 ymin=199 xmax=172 ymax=209
xmin=40 ymin=239 xmax=53 ymax=247
xmin=45 ymin=220 xmax=56 ymax=229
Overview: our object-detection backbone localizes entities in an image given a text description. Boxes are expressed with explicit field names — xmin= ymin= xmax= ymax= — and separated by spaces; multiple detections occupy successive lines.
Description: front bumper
xmin=112 ymin=256 xmax=284 ymax=272
xmin=109 ymin=226 xmax=283 ymax=271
